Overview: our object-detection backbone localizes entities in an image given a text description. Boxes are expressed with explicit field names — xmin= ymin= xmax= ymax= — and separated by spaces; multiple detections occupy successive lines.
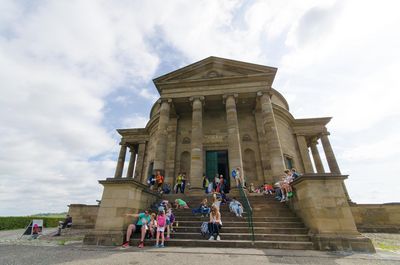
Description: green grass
xmin=377 ymin=242 xmax=400 ymax=251
xmin=0 ymin=216 xmax=65 ymax=230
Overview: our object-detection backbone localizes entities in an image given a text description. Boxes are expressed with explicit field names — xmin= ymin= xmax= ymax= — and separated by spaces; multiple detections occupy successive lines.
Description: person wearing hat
xmin=122 ymin=210 xmax=151 ymax=248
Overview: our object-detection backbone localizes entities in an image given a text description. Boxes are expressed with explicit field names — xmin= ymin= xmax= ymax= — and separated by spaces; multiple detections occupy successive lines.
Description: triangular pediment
xmin=153 ymin=56 xmax=277 ymax=84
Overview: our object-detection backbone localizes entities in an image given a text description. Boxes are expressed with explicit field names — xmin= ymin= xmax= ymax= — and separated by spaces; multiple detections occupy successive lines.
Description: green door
xmin=206 ymin=151 xmax=218 ymax=181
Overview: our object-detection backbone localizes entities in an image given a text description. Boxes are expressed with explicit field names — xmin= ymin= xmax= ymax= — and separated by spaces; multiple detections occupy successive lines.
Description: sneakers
xmin=138 ymin=241 xmax=144 ymax=248
xmin=160 ymin=244 xmax=165 ymax=248
xmin=216 ymin=236 xmax=221 ymax=241
xmin=208 ymin=236 xmax=214 ymax=240
xmin=121 ymin=242 xmax=130 ymax=248
xmin=154 ymin=244 xmax=159 ymax=248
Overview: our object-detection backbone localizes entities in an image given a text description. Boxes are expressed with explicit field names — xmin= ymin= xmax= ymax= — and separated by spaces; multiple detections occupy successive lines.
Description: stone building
xmin=115 ymin=56 xmax=339 ymax=188
xmin=83 ymin=57 xmax=378 ymax=252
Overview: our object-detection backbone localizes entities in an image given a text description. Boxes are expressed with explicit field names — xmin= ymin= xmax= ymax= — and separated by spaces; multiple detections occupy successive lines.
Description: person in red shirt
xmin=155 ymin=171 xmax=164 ymax=192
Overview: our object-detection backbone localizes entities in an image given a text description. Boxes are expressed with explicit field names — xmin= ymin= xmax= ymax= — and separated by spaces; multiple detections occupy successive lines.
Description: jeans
xmin=175 ymin=184 xmax=183 ymax=193
xmin=208 ymin=222 xmax=222 ymax=237
xmin=192 ymin=207 xmax=210 ymax=215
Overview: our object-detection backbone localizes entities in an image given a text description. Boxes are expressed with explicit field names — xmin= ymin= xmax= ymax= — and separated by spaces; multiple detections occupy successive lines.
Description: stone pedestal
xmin=289 ymin=174 xmax=375 ymax=252
xmin=84 ymin=179 xmax=159 ymax=246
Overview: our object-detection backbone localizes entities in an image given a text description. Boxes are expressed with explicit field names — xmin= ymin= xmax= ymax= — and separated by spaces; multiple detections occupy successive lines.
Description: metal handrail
xmin=238 ymin=184 xmax=255 ymax=242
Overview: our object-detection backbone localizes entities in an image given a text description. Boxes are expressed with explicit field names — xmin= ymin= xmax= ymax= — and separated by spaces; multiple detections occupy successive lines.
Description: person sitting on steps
xmin=229 ymin=197 xmax=244 ymax=217
xmin=122 ymin=210 xmax=151 ymax=248
xmin=208 ymin=205 xmax=222 ymax=241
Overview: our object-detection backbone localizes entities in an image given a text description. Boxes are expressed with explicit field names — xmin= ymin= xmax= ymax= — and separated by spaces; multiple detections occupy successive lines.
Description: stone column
xmin=257 ymin=91 xmax=286 ymax=178
xmin=189 ymin=96 xmax=204 ymax=189
xmin=296 ymin=135 xmax=314 ymax=173
xmin=134 ymin=142 xmax=146 ymax=183
xmin=126 ymin=145 xmax=137 ymax=179
xmin=224 ymin=94 xmax=244 ymax=178
xmin=321 ymin=131 xmax=341 ymax=174
xmin=310 ymin=138 xmax=325 ymax=173
xmin=114 ymin=143 xmax=127 ymax=178
xmin=153 ymin=99 xmax=171 ymax=174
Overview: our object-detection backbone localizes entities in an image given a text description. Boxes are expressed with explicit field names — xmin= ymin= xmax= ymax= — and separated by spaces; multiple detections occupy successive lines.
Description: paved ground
xmin=1 ymin=229 xmax=400 ymax=265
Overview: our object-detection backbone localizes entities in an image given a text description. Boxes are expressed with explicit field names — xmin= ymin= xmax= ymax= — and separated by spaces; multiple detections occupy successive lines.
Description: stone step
xmin=173 ymin=226 xmax=309 ymax=234
xmin=173 ymin=211 xmax=296 ymax=217
xmin=172 ymin=232 xmax=311 ymax=242
xmin=172 ymin=207 xmax=293 ymax=213
xmin=175 ymin=221 xmax=305 ymax=228
xmin=174 ymin=216 xmax=301 ymax=222
xmin=129 ymin=238 xmax=314 ymax=250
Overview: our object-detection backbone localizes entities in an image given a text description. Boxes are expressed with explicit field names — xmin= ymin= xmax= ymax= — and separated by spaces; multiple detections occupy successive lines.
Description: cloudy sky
xmin=1 ymin=0 xmax=399 ymax=216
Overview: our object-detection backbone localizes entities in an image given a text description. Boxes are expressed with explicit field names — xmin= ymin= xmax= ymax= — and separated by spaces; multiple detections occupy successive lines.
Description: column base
xmin=311 ymin=234 xmax=375 ymax=253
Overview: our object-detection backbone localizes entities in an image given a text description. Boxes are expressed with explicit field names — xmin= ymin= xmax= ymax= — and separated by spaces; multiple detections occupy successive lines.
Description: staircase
xmin=130 ymin=192 xmax=314 ymax=249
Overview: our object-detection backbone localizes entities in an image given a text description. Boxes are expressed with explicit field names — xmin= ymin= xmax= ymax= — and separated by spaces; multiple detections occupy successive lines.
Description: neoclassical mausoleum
xmin=82 ymin=57 xmax=386 ymax=252
xmin=114 ymin=56 xmax=340 ymax=188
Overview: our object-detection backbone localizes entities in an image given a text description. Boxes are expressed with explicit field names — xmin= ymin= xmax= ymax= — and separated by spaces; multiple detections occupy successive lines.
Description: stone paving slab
xmin=0 ymin=244 xmax=400 ymax=265
xmin=1 ymin=229 xmax=400 ymax=265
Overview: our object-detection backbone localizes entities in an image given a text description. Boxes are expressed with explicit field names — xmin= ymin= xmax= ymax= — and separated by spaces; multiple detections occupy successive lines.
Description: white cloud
xmin=1 ymin=0 xmax=400 ymax=215
xmin=121 ymin=114 xmax=149 ymax=129
xmin=0 ymin=0 xmax=161 ymax=215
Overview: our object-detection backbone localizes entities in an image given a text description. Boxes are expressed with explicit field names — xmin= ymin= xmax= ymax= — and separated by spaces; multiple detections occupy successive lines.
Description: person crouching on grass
xmin=155 ymin=209 xmax=167 ymax=248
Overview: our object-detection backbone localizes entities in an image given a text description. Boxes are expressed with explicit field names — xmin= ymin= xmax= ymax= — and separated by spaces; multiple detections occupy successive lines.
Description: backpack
xmin=200 ymin=222 xmax=209 ymax=237
xmin=162 ymin=183 xmax=171 ymax=194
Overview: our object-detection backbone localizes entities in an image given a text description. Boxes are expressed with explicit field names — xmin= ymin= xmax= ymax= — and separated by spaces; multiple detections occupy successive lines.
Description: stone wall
xmin=289 ymin=174 xmax=375 ymax=252
xmin=275 ymin=114 xmax=304 ymax=173
xmin=68 ymin=204 xmax=99 ymax=229
xmin=84 ymin=179 xmax=160 ymax=246
xmin=351 ymin=203 xmax=400 ymax=233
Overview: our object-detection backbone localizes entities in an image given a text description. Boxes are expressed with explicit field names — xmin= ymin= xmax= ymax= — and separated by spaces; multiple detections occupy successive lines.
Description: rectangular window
xmin=284 ymin=156 xmax=293 ymax=170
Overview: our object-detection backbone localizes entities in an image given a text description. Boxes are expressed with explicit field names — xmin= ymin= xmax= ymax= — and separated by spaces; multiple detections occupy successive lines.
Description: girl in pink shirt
xmin=155 ymin=210 xmax=167 ymax=247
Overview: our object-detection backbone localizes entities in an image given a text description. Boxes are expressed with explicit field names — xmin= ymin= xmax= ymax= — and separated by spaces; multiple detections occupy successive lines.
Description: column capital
xmin=310 ymin=136 xmax=320 ymax=146
xmin=189 ymin=96 xmax=205 ymax=102
xmin=128 ymin=145 xmax=137 ymax=152
xmin=222 ymin=93 xmax=238 ymax=104
xmin=256 ymin=90 xmax=273 ymax=98
xmin=321 ymin=128 xmax=331 ymax=136
xmin=189 ymin=96 xmax=205 ymax=106
xmin=119 ymin=142 xmax=127 ymax=146
xmin=157 ymin=98 xmax=172 ymax=105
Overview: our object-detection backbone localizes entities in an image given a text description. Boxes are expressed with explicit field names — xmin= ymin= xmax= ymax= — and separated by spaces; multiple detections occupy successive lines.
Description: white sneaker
xmin=208 ymin=236 xmax=214 ymax=240
xmin=216 ymin=236 xmax=221 ymax=241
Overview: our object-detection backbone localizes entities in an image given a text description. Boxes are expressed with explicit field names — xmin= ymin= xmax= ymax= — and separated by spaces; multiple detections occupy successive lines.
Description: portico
xmin=110 ymin=57 xmax=348 ymax=189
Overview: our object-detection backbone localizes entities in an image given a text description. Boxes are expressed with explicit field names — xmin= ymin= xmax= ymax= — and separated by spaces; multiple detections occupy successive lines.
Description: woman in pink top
xmin=155 ymin=210 xmax=167 ymax=247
